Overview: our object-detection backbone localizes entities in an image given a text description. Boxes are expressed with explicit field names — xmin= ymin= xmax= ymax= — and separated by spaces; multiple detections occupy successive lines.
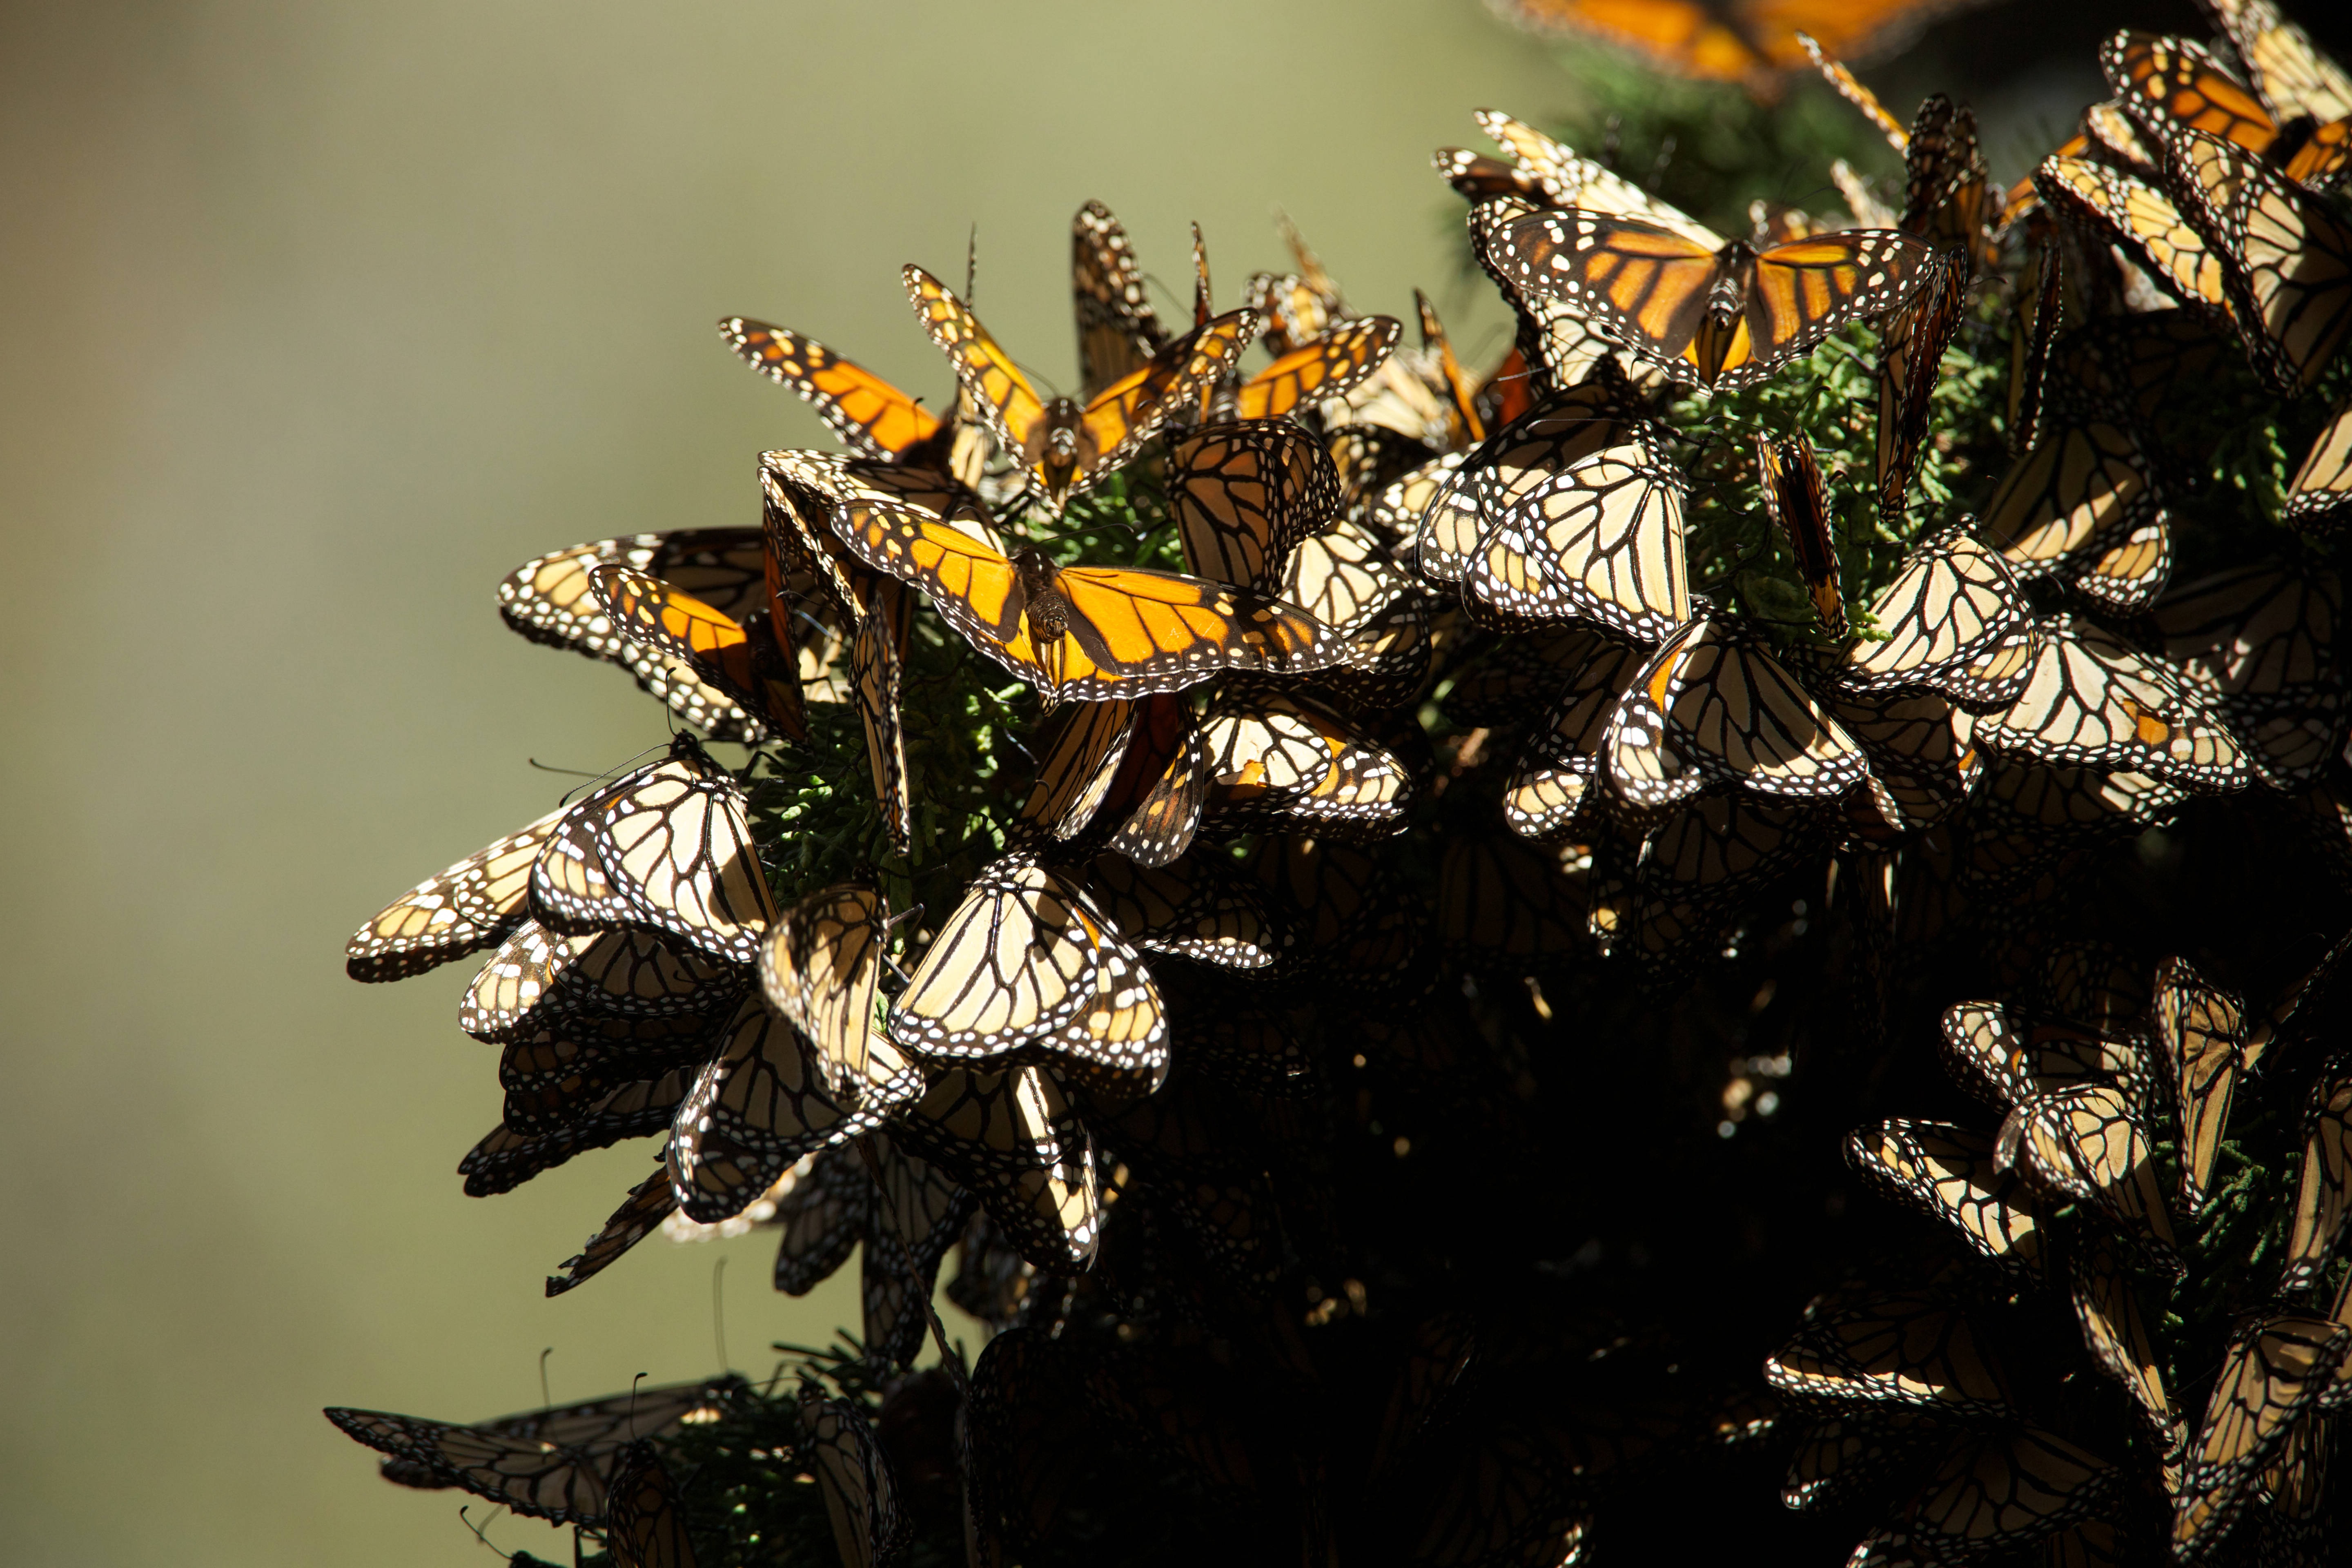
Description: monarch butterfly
xmin=1840 ymin=523 xmax=2035 ymax=713
xmin=1463 ymin=194 xmax=1647 ymax=405
xmin=462 ymin=1071 xmax=697 ymax=1197
xmin=1486 ymin=0 xmax=1993 ymax=85
xmin=1198 ymin=690 xmax=1414 ymax=838
xmin=1441 ymin=382 xmax=1691 ymax=644
xmin=1013 ymin=691 xmax=1202 ymax=865
xmin=1502 ymin=629 xmax=1647 ymax=842
xmin=2035 ymin=154 xmax=2234 ymax=317
xmin=2009 ymin=243 xmax=2066 ymax=459
xmin=719 ymin=317 xmax=987 ymax=490
xmin=889 ymin=853 xmax=1165 ymax=1077
xmin=529 ymin=735 xmax=777 ymax=965
xmin=494 ymin=1016 xmax=715 ymax=1139
xmin=1796 ymin=31 xmax=1910 ymax=150
xmin=888 ymin=1064 xmax=1102 ymax=1269
xmin=1766 ymin=1290 xmax=2015 ymax=1421
xmin=2205 ymin=0 xmax=2352 ymax=129
xmin=800 ymin=1396 xmax=909 ymax=1568
xmin=1232 ymin=316 xmax=1406 ymax=426
xmin=1608 ymin=612 xmax=1869 ymax=810
xmin=1973 ymin=616 xmax=2247 ymax=790
xmin=1414 ymin=290 xmax=1486 ymax=447
xmin=2068 ymin=1237 xmax=2173 ymax=1441
xmin=2173 ymin=1312 xmax=2351 ymax=1559
xmin=1836 ymin=690 xmax=1982 ymax=836
xmin=588 ymin=564 xmax=808 ymax=744
xmin=1869 ymin=1425 xmax=2119 ymax=1562
xmin=2103 ymin=31 xmax=2352 ymax=186
xmin=1084 ymin=851 xmax=1280 ymax=970
xmin=1874 ymin=254 xmax=1966 ymax=522
xmin=1978 ymin=409 xmax=2166 ymax=595
xmin=860 ymin=1133 xmax=973 ymax=1370
xmin=548 ymin=1164 xmax=679 ymax=1296
xmin=324 ymin=1378 xmax=742 ymax=1522
xmin=1754 ymin=432 xmax=1847 ymax=635
xmin=947 ymin=1207 xmax=1036 ymax=1328
xmin=1628 ymin=795 xmax=1817 ymax=982
xmin=1846 ymin=1119 xmax=2046 ymax=1276
xmin=1938 ymin=1001 xmax=2147 ymax=1113
xmin=1490 ymin=201 xmax=1935 ymax=390
xmin=2280 ymin=1068 xmax=2352 ymax=1291
xmin=666 ymin=997 xmax=907 ymax=1224
xmin=1071 ymin=200 xmax=1169 ymax=399
xmin=2287 ymin=395 xmax=2352 ymax=527
xmin=346 ymin=805 xmax=570 ymax=982
xmin=498 ymin=530 xmax=779 ymax=742
xmin=1280 ymin=519 xmax=1431 ymax=715
xmin=905 ymin=265 xmax=1257 ymax=511
xmin=2153 ymin=563 xmax=2345 ymax=785
xmin=824 ymin=467 xmax=1348 ymax=708
xmin=759 ymin=884 xmax=906 ymax=1107
xmin=1997 ymin=1085 xmax=2179 ymax=1265
xmin=459 ymin=922 xmax=741 ymax=1043
xmin=770 ymin=1143 xmax=871 ymax=1294
xmin=2154 ymin=953 xmax=2246 ymax=1213
xmin=1436 ymin=834 xmax=1593 ymax=962
xmin=601 ymin=1442 xmax=697 ymax=1568
xmin=1168 ymin=420 xmax=1340 ymax=590
xmin=1780 ymin=1412 xmax=1936 ymax=1512
xmin=847 ymin=578 xmax=913 ymax=856
xmin=1900 ymin=95 xmax=1995 ymax=274
xmin=2166 ymin=125 xmax=2352 ymax=394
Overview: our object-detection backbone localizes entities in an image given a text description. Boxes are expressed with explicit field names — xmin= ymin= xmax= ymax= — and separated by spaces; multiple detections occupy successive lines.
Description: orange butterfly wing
xmin=720 ymin=318 xmax=942 ymax=459
xmin=905 ymin=266 xmax=1051 ymax=460
xmin=590 ymin=566 xmax=807 ymax=742
xmin=1078 ymin=307 xmax=1263 ymax=467
xmin=1232 ymin=317 xmax=1402 ymax=420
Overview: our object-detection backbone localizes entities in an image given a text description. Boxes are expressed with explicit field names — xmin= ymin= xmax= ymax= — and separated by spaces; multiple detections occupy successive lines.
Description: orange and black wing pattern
xmin=829 ymin=486 xmax=1348 ymax=704
xmin=589 ymin=565 xmax=807 ymax=742
xmin=1232 ymin=316 xmax=1402 ymax=421
xmin=1492 ymin=208 xmax=1933 ymax=388
xmin=719 ymin=318 xmax=942 ymax=459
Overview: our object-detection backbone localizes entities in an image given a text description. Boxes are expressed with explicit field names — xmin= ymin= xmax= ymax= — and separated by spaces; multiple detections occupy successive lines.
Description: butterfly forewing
xmin=347 ymin=805 xmax=569 ymax=981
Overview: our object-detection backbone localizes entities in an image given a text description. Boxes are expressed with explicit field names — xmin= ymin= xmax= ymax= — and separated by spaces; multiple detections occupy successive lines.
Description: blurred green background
xmin=10 ymin=0 xmax=2323 ymax=1561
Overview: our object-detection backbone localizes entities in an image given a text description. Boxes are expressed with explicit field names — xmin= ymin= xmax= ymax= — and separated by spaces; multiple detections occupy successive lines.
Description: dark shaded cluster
xmin=330 ymin=5 xmax=2352 ymax=1565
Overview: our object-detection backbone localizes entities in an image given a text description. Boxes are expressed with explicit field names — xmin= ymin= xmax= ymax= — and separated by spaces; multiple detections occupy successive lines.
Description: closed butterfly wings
xmin=1607 ymin=612 xmax=1869 ymax=810
xmin=347 ymin=804 xmax=569 ymax=981
xmin=1974 ymin=617 xmax=2248 ymax=791
xmin=1841 ymin=525 xmax=2035 ymax=713
xmin=529 ymin=734 xmax=777 ymax=964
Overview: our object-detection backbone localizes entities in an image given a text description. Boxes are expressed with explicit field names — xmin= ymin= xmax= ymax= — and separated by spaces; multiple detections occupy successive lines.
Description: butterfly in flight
xmin=904 ymin=264 xmax=1258 ymax=511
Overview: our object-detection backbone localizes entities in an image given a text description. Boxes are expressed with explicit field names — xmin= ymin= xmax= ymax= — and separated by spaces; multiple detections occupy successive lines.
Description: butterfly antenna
xmin=527 ymin=759 xmax=605 ymax=780
xmin=627 ymin=1372 xmax=649 ymax=1441
xmin=713 ymin=1257 xmax=730 ymax=1373
xmin=539 ymin=1347 xmax=554 ymax=1410
xmin=459 ymin=1505 xmax=517 ymax=1561
xmin=964 ymin=224 xmax=979 ymax=305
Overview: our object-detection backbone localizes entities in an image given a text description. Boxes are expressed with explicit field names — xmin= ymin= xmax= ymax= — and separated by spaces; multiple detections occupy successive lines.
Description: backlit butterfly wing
xmin=1871 ymin=1425 xmax=2118 ymax=1563
xmin=2287 ymin=396 xmax=2352 ymax=528
xmin=1103 ymin=699 xmax=1210 ymax=868
xmin=1973 ymin=617 xmax=2247 ymax=791
xmin=1169 ymin=420 xmax=1339 ymax=589
xmin=1938 ymin=1001 xmax=2147 ymax=1111
xmin=861 ymin=1134 xmax=974 ymax=1370
xmin=1755 ymin=431 xmax=1847 ymax=635
xmin=831 ymin=484 xmax=1347 ymax=705
xmin=1199 ymin=690 xmax=1413 ymax=837
xmin=325 ymin=1409 xmax=613 ymax=1523
xmin=1494 ymin=208 xmax=1934 ymax=388
xmin=1466 ymin=196 xmax=1645 ymax=402
xmin=1472 ymin=110 xmax=1722 ymax=245
xmin=1875 ymin=253 xmax=1966 ymax=521
xmin=2154 ymin=953 xmax=2246 ymax=1214
xmin=1085 ymin=852 xmax=1279 ymax=970
xmin=1463 ymin=390 xmax=1689 ymax=641
xmin=667 ymin=996 xmax=904 ymax=1223
xmin=772 ymin=1144 xmax=871 ymax=1294
xmin=347 ymin=805 xmax=569 ymax=981
xmin=588 ymin=564 xmax=808 ymax=742
xmin=1231 ymin=317 xmax=1403 ymax=423
xmin=1846 ymin=1120 xmax=2046 ymax=1276
xmin=759 ymin=883 xmax=904 ymax=1104
xmin=2107 ymin=32 xmax=2284 ymax=158
xmin=1979 ymin=412 xmax=2165 ymax=592
xmin=1842 ymin=524 xmax=2034 ymax=712
xmin=460 ymin=922 xmax=740 ymax=1042
xmin=2206 ymin=0 xmax=2352 ymax=127
xmin=849 ymin=578 xmax=912 ymax=856
xmin=1503 ymin=630 xmax=1646 ymax=842
xmin=529 ymin=735 xmax=777 ymax=964
xmin=1900 ymin=95 xmax=1993 ymax=273
xmin=1071 ymin=200 xmax=1165 ymax=399
xmin=2167 ymin=126 xmax=2352 ymax=393
xmin=2069 ymin=1237 xmax=2173 ymax=1440
xmin=464 ymin=1071 xmax=697 ymax=1196
xmin=2281 ymin=1068 xmax=2352 ymax=1291
xmin=2173 ymin=1313 xmax=2350 ymax=1560
xmin=1608 ymin=613 xmax=1868 ymax=808
xmin=1797 ymin=32 xmax=1910 ymax=150
xmin=801 ymin=1396 xmax=908 ymax=1568
xmin=1765 ymin=1290 xmax=2013 ymax=1420
xmin=547 ymin=1164 xmax=680 ymax=1296
xmin=1016 ymin=698 xmax=1136 ymax=842
xmin=2009 ymin=241 xmax=2065 ymax=457
xmin=2002 ymin=1085 xmax=2178 ymax=1262
xmin=601 ymin=1443 xmax=697 ymax=1568
xmin=1080 ymin=307 xmax=1262 ymax=469
xmin=498 ymin=530 xmax=774 ymax=740
xmin=2035 ymin=156 xmax=2233 ymax=314
xmin=361 ymin=1378 xmax=743 ymax=1495
xmin=904 ymin=265 xmax=1050 ymax=463
xmin=1834 ymin=690 xmax=1982 ymax=836
xmin=718 ymin=319 xmax=942 ymax=459
xmin=889 ymin=1065 xmax=1102 ymax=1268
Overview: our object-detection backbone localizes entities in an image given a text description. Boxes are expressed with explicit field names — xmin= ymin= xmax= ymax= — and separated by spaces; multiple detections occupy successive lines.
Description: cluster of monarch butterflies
xmin=332 ymin=4 xmax=2352 ymax=1563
